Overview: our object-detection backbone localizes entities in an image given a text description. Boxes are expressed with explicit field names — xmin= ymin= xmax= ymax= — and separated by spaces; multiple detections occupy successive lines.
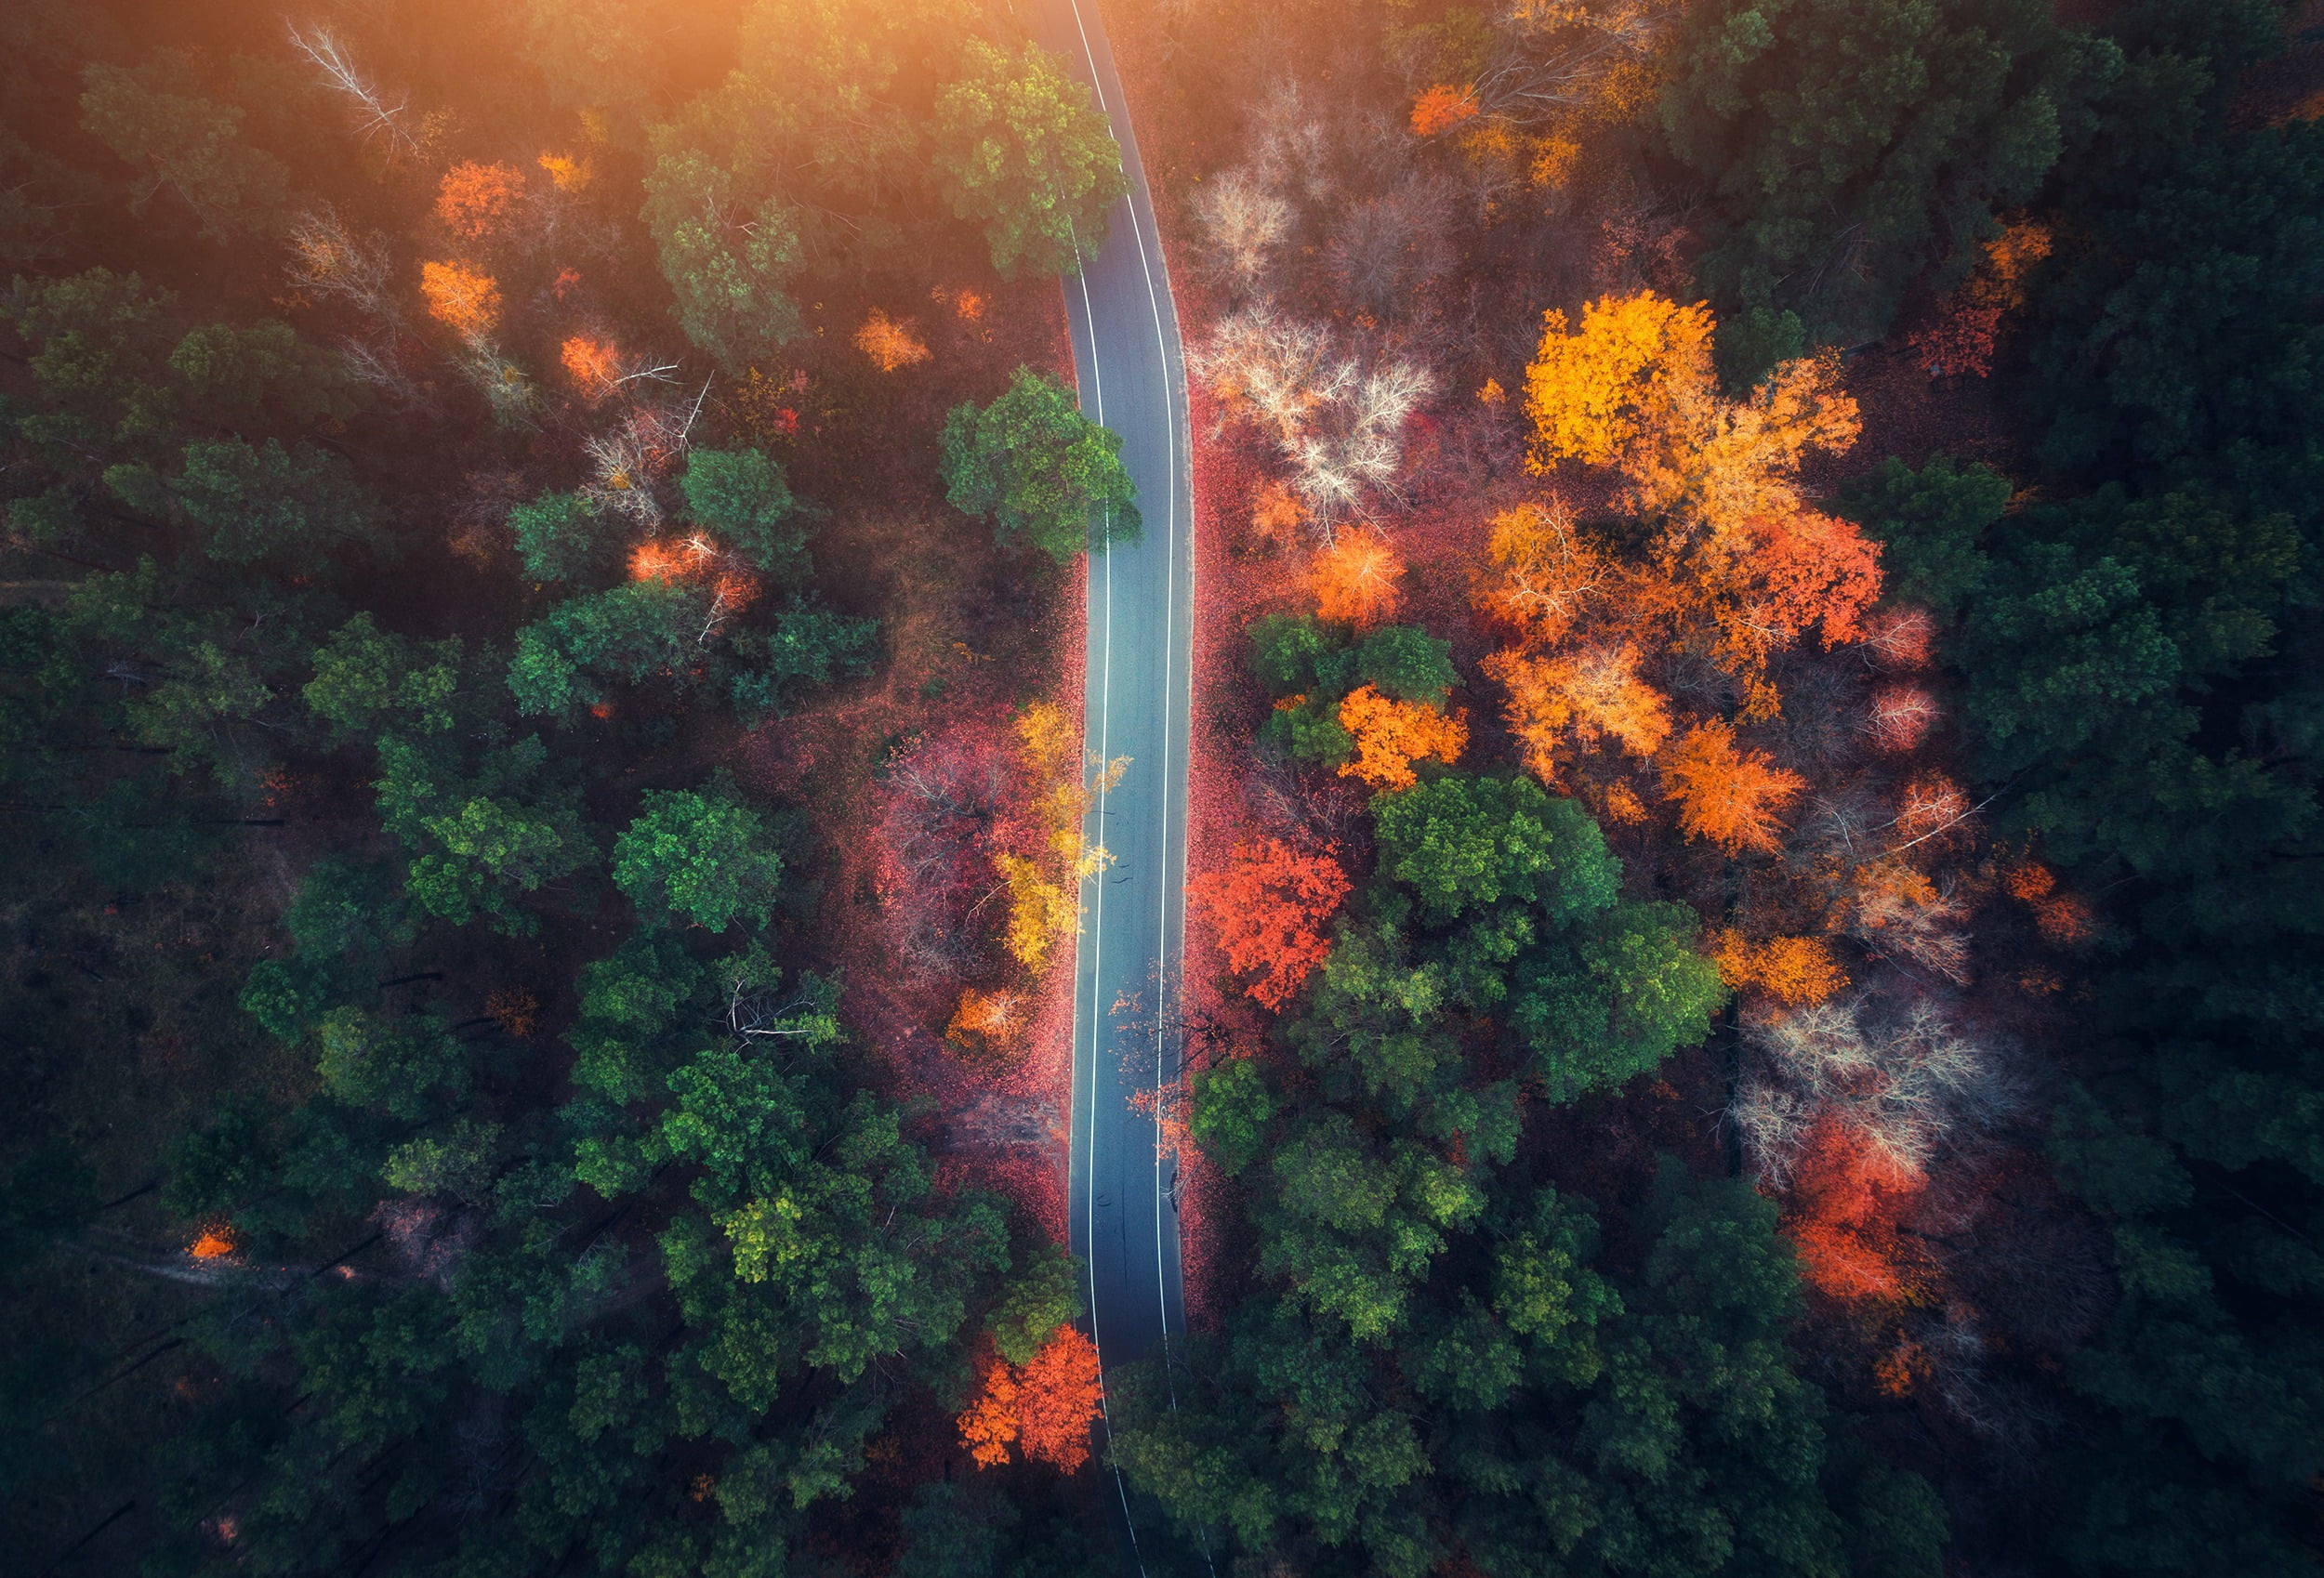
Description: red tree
xmin=1189 ymin=839 xmax=1353 ymax=1009
xmin=1783 ymin=1111 xmax=1932 ymax=1304
xmin=1014 ymin=1325 xmax=1103 ymax=1470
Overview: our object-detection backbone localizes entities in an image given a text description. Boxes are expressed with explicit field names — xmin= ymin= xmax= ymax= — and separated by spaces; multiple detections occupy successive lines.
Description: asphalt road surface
xmin=1019 ymin=0 xmax=1197 ymax=1545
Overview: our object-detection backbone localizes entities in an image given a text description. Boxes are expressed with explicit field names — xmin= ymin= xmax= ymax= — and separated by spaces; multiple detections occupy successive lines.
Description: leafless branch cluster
xmin=1735 ymin=993 xmax=2022 ymax=1185
xmin=1471 ymin=0 xmax=1683 ymax=125
xmin=880 ymin=736 xmax=1012 ymax=977
xmin=1191 ymin=169 xmax=1293 ymax=298
xmin=460 ymin=348 xmax=543 ymax=432
xmin=285 ymin=206 xmax=395 ymax=320
xmin=285 ymin=22 xmax=419 ymax=158
xmin=1193 ymin=307 xmax=1435 ymax=536
xmin=1834 ymin=859 xmax=1974 ymax=983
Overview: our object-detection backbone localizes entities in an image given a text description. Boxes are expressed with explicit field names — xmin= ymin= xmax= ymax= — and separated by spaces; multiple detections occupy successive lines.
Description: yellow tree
xmin=1337 ymin=684 xmax=1467 ymax=790
xmin=1523 ymin=291 xmax=1713 ymax=471
xmin=1483 ymin=642 xmax=1671 ymax=784
xmin=1478 ymin=497 xmax=1607 ymax=646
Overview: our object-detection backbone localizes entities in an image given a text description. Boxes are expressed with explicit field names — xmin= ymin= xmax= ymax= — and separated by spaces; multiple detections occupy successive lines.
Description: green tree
xmin=680 ymin=446 xmax=807 ymax=575
xmin=1658 ymin=0 xmax=2115 ymax=340
xmin=176 ymin=437 xmax=380 ymax=572
xmin=640 ymin=138 xmax=805 ymax=374
xmin=508 ymin=577 xmax=717 ymax=717
xmin=167 ymin=320 xmax=354 ymax=427
xmin=0 ymin=266 xmax=178 ymax=450
xmin=931 ymin=40 xmax=1127 ymax=279
xmin=79 ymin=51 xmax=289 ymax=242
xmin=986 ymin=1243 xmax=1088 ymax=1366
xmin=941 ymin=368 xmax=1139 ymax=562
xmin=1838 ymin=454 xmax=2008 ymax=624
xmin=311 ymin=1005 xmax=467 ymax=1120
xmin=304 ymin=613 xmax=461 ymax=741
xmin=614 ymin=776 xmax=786 ymax=931
xmin=1371 ymin=775 xmax=1617 ymax=924
xmin=375 ymin=733 xmax=594 ymax=933
xmin=509 ymin=490 xmax=613 ymax=583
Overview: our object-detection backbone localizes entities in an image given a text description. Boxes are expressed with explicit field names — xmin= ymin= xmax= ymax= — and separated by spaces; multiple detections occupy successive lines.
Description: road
xmin=1019 ymin=0 xmax=1197 ymax=1546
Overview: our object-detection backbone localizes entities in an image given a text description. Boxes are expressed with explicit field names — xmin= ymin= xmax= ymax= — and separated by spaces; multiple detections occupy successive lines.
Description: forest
xmin=0 ymin=0 xmax=2317 ymax=1575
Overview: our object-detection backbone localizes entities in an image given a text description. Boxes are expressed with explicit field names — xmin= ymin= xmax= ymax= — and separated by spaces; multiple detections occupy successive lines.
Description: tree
xmin=167 ymin=320 xmax=354 ymax=427
xmin=614 ymin=778 xmax=785 ymax=931
xmin=1837 ymin=454 xmax=2008 ymax=623
xmin=0 ymin=267 xmax=178 ymax=449
xmin=375 ymin=733 xmax=593 ymax=933
xmin=1013 ymin=1325 xmax=1103 ymax=1470
xmin=311 ymin=1006 xmax=466 ymax=1120
xmin=1483 ymin=642 xmax=1672 ymax=783
xmin=988 ymin=1244 xmax=1088 ymax=1366
xmin=509 ymin=490 xmax=613 ymax=582
xmin=79 ymin=51 xmax=288 ymax=241
xmin=959 ymin=1354 xmax=1021 ymax=1467
xmin=1190 ymin=840 xmax=1353 ymax=1009
xmin=304 ymin=612 xmax=461 ymax=742
xmin=1371 ymin=774 xmax=1618 ymax=924
xmin=931 ymin=40 xmax=1126 ymax=279
xmin=640 ymin=138 xmax=804 ymax=374
xmin=1658 ymin=0 xmax=2113 ymax=340
xmin=1310 ymin=527 xmax=1405 ymax=628
xmin=1336 ymin=684 xmax=1468 ymax=791
xmin=419 ymin=259 xmax=500 ymax=342
xmin=435 ymin=161 xmax=527 ymax=240
xmin=854 ymin=309 xmax=931 ymax=372
xmin=941 ymin=368 xmax=1140 ymax=561
xmin=508 ymin=577 xmax=719 ymax=717
xmin=1525 ymin=292 xmax=1714 ymax=472
xmin=680 ymin=447 xmax=806 ymax=576
xmin=176 ymin=438 xmax=379 ymax=572
xmin=1659 ymin=718 xmax=1806 ymax=854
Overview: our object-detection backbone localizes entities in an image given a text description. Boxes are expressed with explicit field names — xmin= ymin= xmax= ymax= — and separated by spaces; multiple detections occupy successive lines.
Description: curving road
xmin=1020 ymin=0 xmax=1196 ymax=1551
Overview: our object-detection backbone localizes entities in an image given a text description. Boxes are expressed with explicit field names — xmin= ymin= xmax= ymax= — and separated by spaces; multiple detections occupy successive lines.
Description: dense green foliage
xmin=1825 ymin=6 xmax=2324 ymax=1558
xmin=941 ymin=367 xmax=1141 ymax=561
xmin=0 ymin=4 xmax=1108 ymax=1570
xmin=1660 ymin=0 xmax=2114 ymax=341
xmin=932 ymin=40 xmax=1129 ymax=279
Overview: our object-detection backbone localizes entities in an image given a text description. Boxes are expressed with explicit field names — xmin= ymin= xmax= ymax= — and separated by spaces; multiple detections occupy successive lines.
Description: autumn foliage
xmin=560 ymin=335 xmax=623 ymax=398
xmin=854 ymin=309 xmax=931 ymax=373
xmin=945 ymin=987 xmax=1029 ymax=1061
xmin=1484 ymin=643 xmax=1670 ymax=784
xmin=188 ymin=1223 xmax=240 ymax=1259
xmin=1338 ymin=684 xmax=1468 ymax=790
xmin=1658 ymin=719 xmax=1804 ymax=854
xmin=420 ymin=260 xmax=500 ymax=341
xmin=1710 ymin=931 xmax=1847 ymax=1006
xmin=1781 ymin=1112 xmax=1932 ymax=1304
xmin=957 ymin=1325 xmax=1103 ymax=1471
xmin=1190 ymin=839 xmax=1353 ymax=1009
xmin=958 ymin=1356 xmax=1021 ymax=1467
xmin=1014 ymin=1325 xmax=1103 ymax=1469
xmin=1410 ymin=83 xmax=1482 ymax=137
xmin=1524 ymin=292 xmax=1714 ymax=472
xmin=1311 ymin=527 xmax=1405 ymax=628
xmin=1905 ymin=219 xmax=2054 ymax=379
xmin=434 ymin=161 xmax=526 ymax=241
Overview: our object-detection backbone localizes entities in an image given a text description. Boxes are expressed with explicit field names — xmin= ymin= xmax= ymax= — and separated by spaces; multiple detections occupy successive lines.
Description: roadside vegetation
xmin=0 ymin=0 xmax=1131 ymax=1571
xmin=1104 ymin=0 xmax=2324 ymax=1572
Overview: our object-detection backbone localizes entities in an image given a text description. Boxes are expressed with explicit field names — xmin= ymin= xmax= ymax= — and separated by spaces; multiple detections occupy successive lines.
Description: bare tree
xmin=1192 ymin=168 xmax=1293 ymax=300
xmin=1193 ymin=306 xmax=1434 ymax=536
xmin=285 ymin=206 xmax=395 ymax=322
xmin=285 ymin=22 xmax=419 ymax=159
xmin=1736 ymin=992 xmax=2021 ymax=1184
